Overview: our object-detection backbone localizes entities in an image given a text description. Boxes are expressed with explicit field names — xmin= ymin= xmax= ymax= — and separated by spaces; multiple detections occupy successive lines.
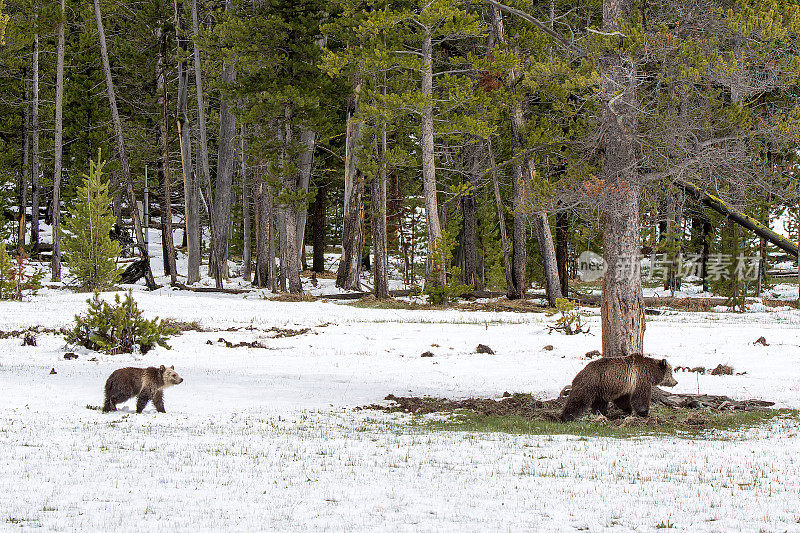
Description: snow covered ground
xmin=2 ymin=280 xmax=800 ymax=531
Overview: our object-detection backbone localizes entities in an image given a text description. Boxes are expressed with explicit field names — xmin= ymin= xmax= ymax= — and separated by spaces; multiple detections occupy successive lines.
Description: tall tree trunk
xmin=51 ymin=0 xmax=66 ymax=281
xmin=31 ymin=7 xmax=39 ymax=254
xmin=157 ymin=23 xmax=177 ymax=284
xmin=533 ymin=211 xmax=562 ymax=305
xmin=312 ymin=180 xmax=326 ymax=273
xmin=269 ymin=193 xmax=278 ymax=292
xmin=241 ymin=126 xmax=251 ymax=281
xmin=18 ymin=67 xmax=29 ymax=247
xmin=337 ymin=79 xmax=364 ymax=289
xmin=211 ymin=2 xmax=236 ymax=287
xmin=175 ymin=0 xmax=199 ymax=283
xmin=371 ymin=119 xmax=389 ymax=299
xmin=93 ymin=0 xmax=156 ymax=289
xmin=421 ymin=29 xmax=445 ymax=287
xmin=281 ymin=104 xmax=302 ymax=293
xmin=487 ymin=138 xmax=513 ymax=292
xmin=599 ymin=0 xmax=644 ymax=357
xmin=556 ymin=209 xmax=569 ymax=297
xmin=490 ymin=5 xmax=528 ymax=299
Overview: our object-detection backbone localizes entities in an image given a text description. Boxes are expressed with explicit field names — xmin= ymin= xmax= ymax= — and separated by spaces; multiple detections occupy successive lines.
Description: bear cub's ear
xmin=159 ymin=365 xmax=166 ymax=372
xmin=660 ymin=359 xmax=667 ymax=369
xmin=170 ymin=365 xmax=174 ymax=370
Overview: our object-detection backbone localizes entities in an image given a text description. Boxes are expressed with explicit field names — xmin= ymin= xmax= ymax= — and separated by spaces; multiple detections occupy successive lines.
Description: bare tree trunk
xmin=51 ymin=0 xmax=66 ymax=281
xmin=31 ymin=8 xmax=39 ymax=254
xmin=280 ymin=105 xmax=302 ymax=293
xmin=18 ymin=68 xmax=29 ymax=247
xmin=93 ymin=0 xmax=156 ymax=289
xmin=241 ymin=126 xmax=251 ymax=281
xmin=157 ymin=23 xmax=177 ymax=284
xmin=337 ymin=79 xmax=364 ymax=289
xmin=173 ymin=0 xmax=198 ymax=284
xmin=312 ymin=180 xmax=326 ymax=273
xmin=533 ymin=211 xmax=562 ymax=305
xmin=487 ymin=138 xmax=513 ymax=292
xmin=556 ymin=209 xmax=569 ymax=297
xmin=371 ymin=120 xmax=389 ymax=299
xmin=211 ymin=2 xmax=236 ymax=287
xmin=599 ymin=0 xmax=644 ymax=357
xmin=421 ymin=29 xmax=445 ymax=287
xmin=269 ymin=193 xmax=277 ymax=292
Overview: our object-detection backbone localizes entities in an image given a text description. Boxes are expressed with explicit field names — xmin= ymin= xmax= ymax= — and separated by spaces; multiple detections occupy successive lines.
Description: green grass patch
xmin=404 ymin=407 xmax=798 ymax=440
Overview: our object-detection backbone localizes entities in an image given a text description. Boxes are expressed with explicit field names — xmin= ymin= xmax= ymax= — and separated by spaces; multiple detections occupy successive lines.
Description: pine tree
xmin=61 ymin=153 xmax=121 ymax=289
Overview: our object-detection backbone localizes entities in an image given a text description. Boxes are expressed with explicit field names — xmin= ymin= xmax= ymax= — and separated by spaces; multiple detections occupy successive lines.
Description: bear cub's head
xmin=159 ymin=365 xmax=184 ymax=387
xmin=658 ymin=359 xmax=678 ymax=387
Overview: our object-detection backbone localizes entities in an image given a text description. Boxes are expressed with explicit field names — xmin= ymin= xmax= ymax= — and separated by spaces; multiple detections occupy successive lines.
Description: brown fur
xmin=560 ymin=354 xmax=677 ymax=422
xmin=102 ymin=365 xmax=183 ymax=413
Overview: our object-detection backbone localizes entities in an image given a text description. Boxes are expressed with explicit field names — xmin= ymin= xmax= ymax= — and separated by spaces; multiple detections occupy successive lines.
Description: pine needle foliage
xmin=61 ymin=154 xmax=121 ymax=290
xmin=66 ymin=290 xmax=176 ymax=354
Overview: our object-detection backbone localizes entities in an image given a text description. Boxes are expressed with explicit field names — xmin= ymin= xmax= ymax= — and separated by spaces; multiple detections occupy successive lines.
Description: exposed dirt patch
xmin=361 ymin=389 xmax=777 ymax=430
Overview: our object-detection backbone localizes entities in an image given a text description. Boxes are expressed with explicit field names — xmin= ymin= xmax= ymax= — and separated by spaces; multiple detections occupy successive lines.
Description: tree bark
xmin=461 ymin=143 xmax=479 ymax=290
xmin=599 ymin=0 xmax=644 ymax=357
xmin=281 ymin=104 xmax=302 ymax=293
xmin=337 ymin=79 xmax=364 ymax=289
xmin=241 ymin=126 xmax=251 ymax=281
xmin=157 ymin=22 xmax=177 ymax=284
xmin=533 ymin=211 xmax=562 ymax=305
xmin=421 ymin=29 xmax=445 ymax=287
xmin=31 ymin=8 xmax=39 ymax=254
xmin=211 ymin=1 xmax=237 ymax=287
xmin=51 ymin=0 xmax=66 ymax=281
xmin=93 ymin=0 xmax=156 ymax=289
xmin=255 ymin=178 xmax=272 ymax=288
xmin=312 ymin=180 xmax=326 ymax=273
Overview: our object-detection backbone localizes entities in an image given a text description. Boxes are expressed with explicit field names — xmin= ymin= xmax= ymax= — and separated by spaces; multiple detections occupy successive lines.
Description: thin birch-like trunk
xmin=156 ymin=23 xmax=177 ymax=283
xmin=51 ymin=0 xmax=66 ymax=280
xmin=93 ymin=0 xmax=156 ymax=289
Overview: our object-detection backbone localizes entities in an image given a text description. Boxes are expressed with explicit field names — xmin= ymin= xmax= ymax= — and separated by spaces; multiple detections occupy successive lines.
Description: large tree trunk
xmin=281 ymin=105 xmax=302 ymax=293
xmin=51 ymin=0 xmax=65 ymax=281
xmin=157 ymin=22 xmax=177 ymax=284
xmin=18 ymin=67 xmax=29 ymax=247
xmin=175 ymin=0 xmax=198 ymax=283
xmin=421 ymin=29 xmax=445 ymax=287
xmin=255 ymin=177 xmax=272 ymax=288
xmin=599 ymin=0 xmax=644 ymax=357
xmin=336 ymin=79 xmax=364 ymax=289
xmin=311 ymin=180 xmax=326 ymax=273
xmin=487 ymin=138 xmax=513 ymax=292
xmin=371 ymin=120 xmax=389 ymax=299
xmin=532 ymin=211 xmax=562 ymax=305
xmin=211 ymin=2 xmax=236 ymax=287
xmin=31 ymin=9 xmax=39 ymax=254
xmin=93 ymin=0 xmax=156 ymax=289
xmin=241 ymin=126 xmax=251 ymax=281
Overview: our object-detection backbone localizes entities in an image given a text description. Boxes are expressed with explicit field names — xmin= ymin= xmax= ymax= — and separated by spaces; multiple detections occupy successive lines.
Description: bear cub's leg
xmin=136 ymin=393 xmax=151 ymax=414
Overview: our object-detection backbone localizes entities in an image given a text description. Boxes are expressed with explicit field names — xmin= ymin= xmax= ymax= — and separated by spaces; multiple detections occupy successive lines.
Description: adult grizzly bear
xmin=560 ymin=354 xmax=677 ymax=422
xmin=103 ymin=365 xmax=183 ymax=413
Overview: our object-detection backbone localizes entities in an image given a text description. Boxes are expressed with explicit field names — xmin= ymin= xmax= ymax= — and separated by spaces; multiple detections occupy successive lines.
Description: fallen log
xmin=170 ymin=282 xmax=252 ymax=295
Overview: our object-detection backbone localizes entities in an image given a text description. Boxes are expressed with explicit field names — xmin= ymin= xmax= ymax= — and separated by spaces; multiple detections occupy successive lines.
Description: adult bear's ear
xmin=170 ymin=365 xmax=174 ymax=370
xmin=660 ymin=359 xmax=667 ymax=369
xmin=160 ymin=365 xmax=166 ymax=372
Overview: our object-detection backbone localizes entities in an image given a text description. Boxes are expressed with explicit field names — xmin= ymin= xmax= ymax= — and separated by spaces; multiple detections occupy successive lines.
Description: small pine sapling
xmin=61 ymin=153 xmax=122 ymax=289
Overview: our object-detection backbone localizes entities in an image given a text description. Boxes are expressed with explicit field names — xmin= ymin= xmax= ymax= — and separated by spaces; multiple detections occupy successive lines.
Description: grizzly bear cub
xmin=103 ymin=365 xmax=183 ymax=413
xmin=560 ymin=354 xmax=677 ymax=422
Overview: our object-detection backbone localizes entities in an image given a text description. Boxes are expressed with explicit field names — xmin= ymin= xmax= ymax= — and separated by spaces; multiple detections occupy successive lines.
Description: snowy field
xmin=2 ymin=279 xmax=800 ymax=532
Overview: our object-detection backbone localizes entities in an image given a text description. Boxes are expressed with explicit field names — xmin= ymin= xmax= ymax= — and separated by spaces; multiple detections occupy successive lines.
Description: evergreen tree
xmin=61 ymin=153 xmax=121 ymax=289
